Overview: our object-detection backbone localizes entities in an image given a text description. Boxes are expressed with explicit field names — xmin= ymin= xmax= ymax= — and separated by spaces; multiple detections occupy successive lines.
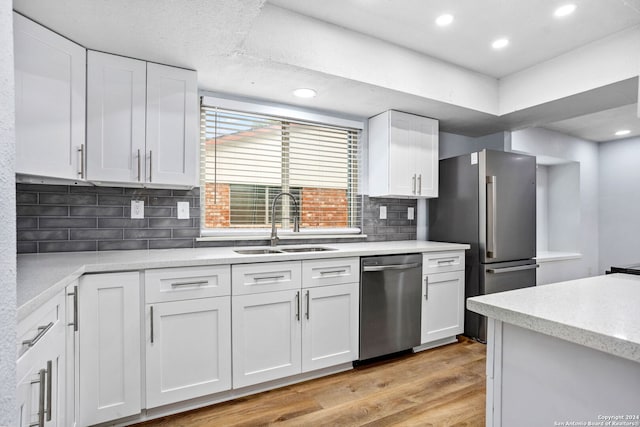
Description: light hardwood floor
xmin=135 ymin=338 xmax=486 ymax=426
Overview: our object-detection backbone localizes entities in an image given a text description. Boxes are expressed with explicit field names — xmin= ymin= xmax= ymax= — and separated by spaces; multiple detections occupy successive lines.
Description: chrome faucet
xmin=270 ymin=192 xmax=300 ymax=247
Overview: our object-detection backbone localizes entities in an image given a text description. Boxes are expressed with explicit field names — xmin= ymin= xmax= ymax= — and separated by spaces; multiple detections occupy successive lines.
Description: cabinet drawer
xmin=423 ymin=251 xmax=465 ymax=274
xmin=302 ymin=257 xmax=360 ymax=288
xmin=232 ymin=261 xmax=301 ymax=295
xmin=17 ymin=291 xmax=63 ymax=359
xmin=145 ymin=265 xmax=231 ymax=303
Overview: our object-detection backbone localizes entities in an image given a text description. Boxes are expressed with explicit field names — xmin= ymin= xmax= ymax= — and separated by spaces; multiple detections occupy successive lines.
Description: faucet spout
xmin=270 ymin=192 xmax=300 ymax=247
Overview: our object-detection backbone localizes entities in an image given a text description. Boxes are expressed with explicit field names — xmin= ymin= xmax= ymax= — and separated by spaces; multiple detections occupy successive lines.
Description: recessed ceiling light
xmin=615 ymin=129 xmax=631 ymax=136
xmin=492 ymin=38 xmax=509 ymax=49
xmin=554 ymin=4 xmax=576 ymax=17
xmin=293 ymin=88 xmax=317 ymax=98
xmin=436 ymin=14 xmax=454 ymax=27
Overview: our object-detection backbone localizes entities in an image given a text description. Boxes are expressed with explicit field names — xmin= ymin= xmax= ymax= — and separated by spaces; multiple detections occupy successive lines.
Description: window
xmin=200 ymin=100 xmax=361 ymax=237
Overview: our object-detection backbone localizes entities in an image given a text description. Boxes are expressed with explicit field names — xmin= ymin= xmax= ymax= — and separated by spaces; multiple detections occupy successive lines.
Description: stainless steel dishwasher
xmin=359 ymin=253 xmax=422 ymax=361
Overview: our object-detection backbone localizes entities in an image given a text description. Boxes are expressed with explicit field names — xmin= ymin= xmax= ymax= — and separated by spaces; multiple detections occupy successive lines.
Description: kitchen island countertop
xmin=17 ymin=240 xmax=469 ymax=321
xmin=467 ymin=273 xmax=640 ymax=363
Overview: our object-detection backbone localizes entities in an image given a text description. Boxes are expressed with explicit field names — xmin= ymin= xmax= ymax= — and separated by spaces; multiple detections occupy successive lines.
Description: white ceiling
xmin=12 ymin=0 xmax=640 ymax=142
xmin=269 ymin=0 xmax=640 ymax=78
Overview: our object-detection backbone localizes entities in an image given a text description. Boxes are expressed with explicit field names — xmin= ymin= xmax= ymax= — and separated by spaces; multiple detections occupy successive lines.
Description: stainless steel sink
xmin=233 ymin=248 xmax=283 ymax=255
xmin=233 ymin=246 xmax=337 ymax=254
xmin=279 ymin=246 xmax=336 ymax=253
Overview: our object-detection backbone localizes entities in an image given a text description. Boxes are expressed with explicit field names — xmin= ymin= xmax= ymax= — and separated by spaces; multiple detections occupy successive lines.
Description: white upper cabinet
xmin=368 ymin=110 xmax=438 ymax=198
xmin=13 ymin=13 xmax=86 ymax=181
xmin=86 ymin=51 xmax=147 ymax=184
xmin=146 ymin=63 xmax=199 ymax=187
xmin=87 ymin=52 xmax=199 ymax=187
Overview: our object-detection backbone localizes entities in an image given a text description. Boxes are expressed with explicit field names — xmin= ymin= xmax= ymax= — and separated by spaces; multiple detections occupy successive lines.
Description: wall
xmin=511 ymin=127 xmax=600 ymax=282
xmin=439 ymin=131 xmax=508 ymax=160
xmin=598 ymin=136 xmax=640 ymax=272
xmin=0 ymin=0 xmax=17 ymax=423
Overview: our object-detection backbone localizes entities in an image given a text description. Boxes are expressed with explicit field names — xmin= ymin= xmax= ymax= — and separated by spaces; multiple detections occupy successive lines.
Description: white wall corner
xmin=499 ymin=26 xmax=640 ymax=115
xmin=0 ymin=0 xmax=17 ymax=424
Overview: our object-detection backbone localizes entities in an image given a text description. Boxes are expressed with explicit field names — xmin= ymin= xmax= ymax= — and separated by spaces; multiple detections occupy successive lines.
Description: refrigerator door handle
xmin=486 ymin=175 xmax=497 ymax=258
xmin=487 ymin=264 xmax=539 ymax=274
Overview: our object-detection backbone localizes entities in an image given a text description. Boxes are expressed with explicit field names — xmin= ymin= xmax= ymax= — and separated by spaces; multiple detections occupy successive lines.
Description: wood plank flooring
xmin=135 ymin=337 xmax=486 ymax=427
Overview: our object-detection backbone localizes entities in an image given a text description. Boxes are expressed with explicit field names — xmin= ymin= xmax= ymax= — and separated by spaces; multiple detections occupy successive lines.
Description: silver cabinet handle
xmin=437 ymin=259 xmax=456 ymax=265
xmin=319 ymin=269 xmax=347 ymax=276
xmin=149 ymin=150 xmax=153 ymax=182
xmin=295 ymin=291 xmax=300 ymax=321
xmin=363 ymin=263 xmax=420 ymax=272
xmin=412 ymin=174 xmax=417 ymax=194
xmin=418 ymin=174 xmax=422 ymax=195
xmin=171 ymin=280 xmax=208 ymax=287
xmin=22 ymin=322 xmax=54 ymax=348
xmin=68 ymin=285 xmax=78 ymax=331
xmin=150 ymin=305 xmax=155 ymax=344
xmin=305 ymin=290 xmax=310 ymax=320
xmin=45 ymin=360 xmax=52 ymax=422
xmin=77 ymin=144 xmax=85 ymax=179
xmin=137 ymin=149 xmax=141 ymax=182
xmin=253 ymin=275 xmax=285 ymax=282
xmin=487 ymin=264 xmax=539 ymax=274
xmin=486 ymin=175 xmax=497 ymax=258
xmin=30 ymin=369 xmax=46 ymax=427
xmin=425 ymin=276 xmax=429 ymax=300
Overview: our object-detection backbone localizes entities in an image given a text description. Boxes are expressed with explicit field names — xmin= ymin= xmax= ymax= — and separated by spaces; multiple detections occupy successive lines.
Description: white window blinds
xmin=200 ymin=103 xmax=361 ymax=235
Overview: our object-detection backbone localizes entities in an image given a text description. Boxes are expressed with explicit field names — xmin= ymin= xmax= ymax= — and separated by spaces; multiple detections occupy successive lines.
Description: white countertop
xmin=17 ymin=240 xmax=469 ymax=321
xmin=467 ymin=273 xmax=640 ymax=363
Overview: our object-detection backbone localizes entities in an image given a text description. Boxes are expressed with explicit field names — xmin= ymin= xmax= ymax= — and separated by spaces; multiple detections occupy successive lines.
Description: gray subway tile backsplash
xmin=16 ymin=186 xmax=417 ymax=254
xmin=17 ymin=184 xmax=201 ymax=254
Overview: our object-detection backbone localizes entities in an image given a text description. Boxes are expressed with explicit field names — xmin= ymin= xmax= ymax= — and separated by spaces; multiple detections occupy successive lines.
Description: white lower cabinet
xmin=420 ymin=257 xmax=465 ymax=344
xmin=302 ymin=283 xmax=359 ymax=372
xmin=146 ymin=297 xmax=231 ymax=408
xmin=77 ymin=272 xmax=141 ymax=427
xmin=232 ymin=289 xmax=302 ymax=388
xmin=421 ymin=271 xmax=465 ymax=343
xmin=17 ymin=291 xmax=65 ymax=427
xmin=232 ymin=259 xmax=360 ymax=389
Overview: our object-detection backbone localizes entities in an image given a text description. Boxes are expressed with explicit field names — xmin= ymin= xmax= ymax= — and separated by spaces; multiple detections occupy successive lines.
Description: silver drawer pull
xmin=253 ymin=275 xmax=285 ymax=282
xmin=171 ymin=280 xmax=209 ymax=287
xmin=22 ymin=322 xmax=54 ymax=348
xmin=437 ymin=259 xmax=456 ymax=265
xmin=319 ymin=269 xmax=347 ymax=275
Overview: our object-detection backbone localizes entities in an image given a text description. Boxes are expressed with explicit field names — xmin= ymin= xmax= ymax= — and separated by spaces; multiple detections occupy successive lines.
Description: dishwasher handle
xmin=363 ymin=262 xmax=420 ymax=272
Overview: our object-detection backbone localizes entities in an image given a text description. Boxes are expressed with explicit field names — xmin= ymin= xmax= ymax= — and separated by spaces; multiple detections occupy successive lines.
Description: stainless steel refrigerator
xmin=428 ymin=149 xmax=537 ymax=342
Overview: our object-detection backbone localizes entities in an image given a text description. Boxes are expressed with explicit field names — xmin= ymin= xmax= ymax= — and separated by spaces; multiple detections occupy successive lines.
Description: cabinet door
xmin=86 ymin=51 xmax=147 ymax=184
xmin=302 ymin=283 xmax=359 ymax=372
xmin=146 ymin=297 xmax=231 ymax=408
xmin=413 ymin=117 xmax=438 ymax=197
xmin=388 ymin=111 xmax=416 ymax=196
xmin=421 ymin=271 xmax=465 ymax=344
xmin=13 ymin=13 xmax=86 ymax=180
xmin=232 ymin=290 xmax=302 ymax=388
xmin=146 ymin=63 xmax=198 ymax=186
xmin=78 ymin=272 xmax=141 ymax=426
xmin=17 ymin=321 xmax=64 ymax=427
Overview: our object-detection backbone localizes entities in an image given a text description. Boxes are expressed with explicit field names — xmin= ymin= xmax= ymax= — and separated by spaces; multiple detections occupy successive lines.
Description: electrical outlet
xmin=408 ymin=207 xmax=415 ymax=220
xmin=131 ymin=200 xmax=144 ymax=219
xmin=177 ymin=201 xmax=190 ymax=219
xmin=379 ymin=206 xmax=387 ymax=220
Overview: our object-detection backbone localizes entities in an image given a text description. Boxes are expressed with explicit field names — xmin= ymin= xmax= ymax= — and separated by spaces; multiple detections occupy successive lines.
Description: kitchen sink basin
xmin=233 ymin=246 xmax=337 ymax=255
xmin=279 ymin=246 xmax=337 ymax=253
xmin=233 ymin=248 xmax=283 ymax=255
